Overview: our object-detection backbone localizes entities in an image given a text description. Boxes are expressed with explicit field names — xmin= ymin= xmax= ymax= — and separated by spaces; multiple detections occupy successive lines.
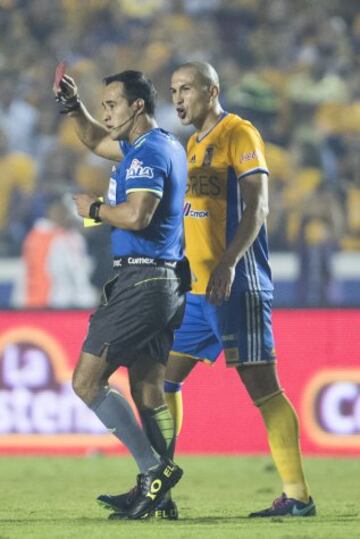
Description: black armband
xmin=89 ymin=200 xmax=103 ymax=222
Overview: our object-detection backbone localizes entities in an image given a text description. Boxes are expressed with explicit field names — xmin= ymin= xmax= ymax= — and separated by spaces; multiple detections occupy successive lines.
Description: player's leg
xmin=164 ymin=293 xmax=222 ymax=448
xmin=237 ymin=364 xmax=313 ymax=511
xmin=72 ymin=351 xmax=159 ymax=472
xmin=158 ymin=355 xmax=197 ymax=519
xmin=221 ymin=291 xmax=314 ymax=517
xmin=129 ymin=356 xmax=176 ymax=460
xmin=164 ymin=353 xmax=197 ymax=442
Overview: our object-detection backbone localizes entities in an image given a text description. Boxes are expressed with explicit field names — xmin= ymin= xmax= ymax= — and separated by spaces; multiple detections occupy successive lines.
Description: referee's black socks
xmin=140 ymin=405 xmax=176 ymax=461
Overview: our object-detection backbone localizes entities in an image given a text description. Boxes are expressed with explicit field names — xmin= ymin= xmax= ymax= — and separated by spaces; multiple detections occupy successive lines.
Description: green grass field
xmin=1 ymin=455 xmax=359 ymax=539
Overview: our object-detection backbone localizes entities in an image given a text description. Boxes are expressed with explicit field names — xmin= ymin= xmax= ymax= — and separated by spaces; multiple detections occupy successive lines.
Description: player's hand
xmin=206 ymin=260 xmax=236 ymax=305
xmin=73 ymin=194 xmax=98 ymax=218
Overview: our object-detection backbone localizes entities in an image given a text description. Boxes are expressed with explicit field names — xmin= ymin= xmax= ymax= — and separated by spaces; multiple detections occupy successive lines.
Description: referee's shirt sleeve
xmin=124 ymin=148 xmax=166 ymax=200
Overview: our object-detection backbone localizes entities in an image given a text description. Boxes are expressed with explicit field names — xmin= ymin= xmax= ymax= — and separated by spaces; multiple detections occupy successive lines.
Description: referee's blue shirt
xmin=106 ymin=128 xmax=187 ymax=261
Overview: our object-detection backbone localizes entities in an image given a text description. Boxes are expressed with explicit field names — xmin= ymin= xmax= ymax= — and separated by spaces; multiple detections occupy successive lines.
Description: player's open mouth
xmin=176 ymin=107 xmax=186 ymax=120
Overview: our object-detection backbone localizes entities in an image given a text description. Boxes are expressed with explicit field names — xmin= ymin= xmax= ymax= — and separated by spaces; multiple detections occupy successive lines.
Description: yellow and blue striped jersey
xmin=184 ymin=112 xmax=273 ymax=294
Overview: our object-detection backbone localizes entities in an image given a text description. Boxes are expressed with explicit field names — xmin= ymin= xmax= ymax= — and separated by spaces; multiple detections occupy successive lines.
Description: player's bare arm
xmin=54 ymin=74 xmax=123 ymax=162
xmin=206 ymin=172 xmax=269 ymax=304
xmin=73 ymin=191 xmax=160 ymax=231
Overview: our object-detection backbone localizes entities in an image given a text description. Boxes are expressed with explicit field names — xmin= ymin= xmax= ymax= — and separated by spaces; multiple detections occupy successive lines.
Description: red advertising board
xmin=0 ymin=310 xmax=359 ymax=456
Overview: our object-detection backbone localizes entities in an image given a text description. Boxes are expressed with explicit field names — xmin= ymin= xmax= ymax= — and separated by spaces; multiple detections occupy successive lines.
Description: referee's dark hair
xmin=103 ymin=71 xmax=157 ymax=116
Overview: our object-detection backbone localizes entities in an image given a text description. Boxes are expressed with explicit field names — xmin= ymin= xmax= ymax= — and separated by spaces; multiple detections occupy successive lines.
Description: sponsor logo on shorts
xmin=183 ymin=202 xmax=209 ymax=219
xmin=302 ymin=369 xmax=360 ymax=447
xmin=126 ymin=159 xmax=154 ymax=180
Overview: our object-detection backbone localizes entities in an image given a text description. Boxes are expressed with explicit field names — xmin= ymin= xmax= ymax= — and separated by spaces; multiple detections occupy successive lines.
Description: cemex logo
xmin=183 ymin=202 xmax=209 ymax=219
xmin=302 ymin=369 xmax=360 ymax=447
xmin=126 ymin=159 xmax=154 ymax=180
xmin=0 ymin=328 xmax=129 ymax=450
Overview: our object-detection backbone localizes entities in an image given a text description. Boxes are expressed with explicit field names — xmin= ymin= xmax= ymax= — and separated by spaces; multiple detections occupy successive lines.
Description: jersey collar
xmin=132 ymin=127 xmax=160 ymax=148
xmin=196 ymin=111 xmax=228 ymax=143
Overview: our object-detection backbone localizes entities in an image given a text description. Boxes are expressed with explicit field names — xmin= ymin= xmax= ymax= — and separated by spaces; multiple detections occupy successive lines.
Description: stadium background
xmin=0 ymin=0 xmax=359 ymax=458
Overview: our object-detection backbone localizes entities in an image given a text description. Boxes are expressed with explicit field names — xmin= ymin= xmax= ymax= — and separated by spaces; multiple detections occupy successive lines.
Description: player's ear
xmin=209 ymin=85 xmax=219 ymax=102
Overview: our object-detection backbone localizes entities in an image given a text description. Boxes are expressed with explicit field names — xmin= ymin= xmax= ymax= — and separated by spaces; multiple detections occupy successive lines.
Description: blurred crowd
xmin=0 ymin=0 xmax=359 ymax=306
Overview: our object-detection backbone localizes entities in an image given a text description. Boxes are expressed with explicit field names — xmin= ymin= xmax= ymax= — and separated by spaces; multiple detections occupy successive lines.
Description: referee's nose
xmin=103 ymin=109 xmax=111 ymax=123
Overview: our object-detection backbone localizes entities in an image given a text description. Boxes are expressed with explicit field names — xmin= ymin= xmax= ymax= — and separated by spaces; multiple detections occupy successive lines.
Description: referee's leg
xmin=72 ymin=350 xmax=159 ymax=472
xmin=72 ymin=350 xmax=114 ymax=406
xmin=129 ymin=355 xmax=176 ymax=462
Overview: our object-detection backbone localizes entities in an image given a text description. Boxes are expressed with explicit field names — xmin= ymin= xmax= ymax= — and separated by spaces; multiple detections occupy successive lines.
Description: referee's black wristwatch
xmin=89 ymin=200 xmax=103 ymax=222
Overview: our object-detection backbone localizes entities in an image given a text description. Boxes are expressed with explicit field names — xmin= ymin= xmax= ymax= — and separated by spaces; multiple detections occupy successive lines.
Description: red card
xmin=54 ymin=60 xmax=66 ymax=90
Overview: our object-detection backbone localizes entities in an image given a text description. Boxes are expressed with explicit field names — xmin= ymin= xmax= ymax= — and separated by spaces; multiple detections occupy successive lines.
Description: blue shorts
xmin=171 ymin=291 xmax=276 ymax=366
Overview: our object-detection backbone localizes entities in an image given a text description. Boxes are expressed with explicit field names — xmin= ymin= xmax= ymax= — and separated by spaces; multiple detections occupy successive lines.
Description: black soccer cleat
xmin=154 ymin=496 xmax=179 ymax=520
xmin=108 ymin=508 xmax=152 ymax=521
xmin=127 ymin=460 xmax=183 ymax=520
xmin=99 ymin=484 xmax=179 ymax=520
xmin=97 ymin=475 xmax=141 ymax=518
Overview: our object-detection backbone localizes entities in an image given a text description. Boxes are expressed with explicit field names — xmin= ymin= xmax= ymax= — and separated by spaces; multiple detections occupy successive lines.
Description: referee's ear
xmin=132 ymin=98 xmax=145 ymax=115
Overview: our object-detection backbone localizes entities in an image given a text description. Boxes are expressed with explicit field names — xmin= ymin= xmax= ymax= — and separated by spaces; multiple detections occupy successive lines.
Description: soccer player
xmin=163 ymin=61 xmax=316 ymax=518
xmin=54 ymin=70 xmax=190 ymax=519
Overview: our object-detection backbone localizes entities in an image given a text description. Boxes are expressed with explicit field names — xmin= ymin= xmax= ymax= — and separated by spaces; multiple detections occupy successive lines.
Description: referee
xmin=54 ymin=70 xmax=189 ymax=519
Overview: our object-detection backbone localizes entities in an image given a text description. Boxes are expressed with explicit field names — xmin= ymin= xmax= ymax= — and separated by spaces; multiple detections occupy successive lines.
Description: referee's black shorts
xmin=82 ymin=265 xmax=186 ymax=367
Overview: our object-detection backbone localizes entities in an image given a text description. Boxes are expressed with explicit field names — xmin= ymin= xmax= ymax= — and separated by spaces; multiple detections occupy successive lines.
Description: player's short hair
xmin=103 ymin=70 xmax=157 ymax=115
xmin=174 ymin=61 xmax=220 ymax=89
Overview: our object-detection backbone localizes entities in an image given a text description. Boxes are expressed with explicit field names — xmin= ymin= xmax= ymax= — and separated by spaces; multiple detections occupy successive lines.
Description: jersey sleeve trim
xmin=126 ymin=188 xmax=163 ymax=199
xmin=238 ymin=167 xmax=269 ymax=180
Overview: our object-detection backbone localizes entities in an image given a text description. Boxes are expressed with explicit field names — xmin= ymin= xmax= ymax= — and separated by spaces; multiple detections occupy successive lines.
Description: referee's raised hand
xmin=53 ymin=72 xmax=80 ymax=114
